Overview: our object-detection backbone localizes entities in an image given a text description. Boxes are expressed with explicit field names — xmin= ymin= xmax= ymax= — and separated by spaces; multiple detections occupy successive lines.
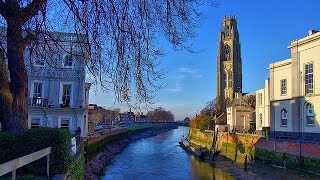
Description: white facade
xmin=255 ymin=79 xmax=270 ymax=131
xmin=227 ymin=93 xmax=255 ymax=131
xmin=266 ymin=30 xmax=320 ymax=133
xmin=26 ymin=32 xmax=91 ymax=137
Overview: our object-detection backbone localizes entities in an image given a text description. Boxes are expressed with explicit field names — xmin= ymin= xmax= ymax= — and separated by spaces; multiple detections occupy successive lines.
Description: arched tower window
xmin=281 ymin=109 xmax=287 ymax=126
xmin=306 ymin=103 xmax=315 ymax=125
xmin=225 ymin=25 xmax=230 ymax=37
xmin=225 ymin=45 xmax=231 ymax=60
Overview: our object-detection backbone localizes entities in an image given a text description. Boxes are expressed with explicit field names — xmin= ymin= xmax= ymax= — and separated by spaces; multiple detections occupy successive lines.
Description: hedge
xmin=255 ymin=148 xmax=320 ymax=174
xmin=0 ymin=128 xmax=72 ymax=175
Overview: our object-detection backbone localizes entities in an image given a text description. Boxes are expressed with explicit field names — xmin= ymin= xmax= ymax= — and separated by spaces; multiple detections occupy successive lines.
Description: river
xmin=102 ymin=126 xmax=233 ymax=179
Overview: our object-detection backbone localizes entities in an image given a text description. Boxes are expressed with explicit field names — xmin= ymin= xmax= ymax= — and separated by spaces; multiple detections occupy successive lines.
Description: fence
xmin=0 ymin=147 xmax=51 ymax=179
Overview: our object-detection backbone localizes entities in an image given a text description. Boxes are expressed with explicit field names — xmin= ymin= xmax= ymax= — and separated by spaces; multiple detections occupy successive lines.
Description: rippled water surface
xmin=102 ymin=126 xmax=233 ymax=180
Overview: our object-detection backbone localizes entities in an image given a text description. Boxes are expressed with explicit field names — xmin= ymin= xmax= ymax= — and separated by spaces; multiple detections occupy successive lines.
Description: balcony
xmin=29 ymin=98 xmax=48 ymax=107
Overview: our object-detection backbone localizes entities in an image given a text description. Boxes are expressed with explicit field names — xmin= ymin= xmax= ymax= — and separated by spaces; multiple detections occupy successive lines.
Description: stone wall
xmin=188 ymin=129 xmax=213 ymax=149
xmin=216 ymin=132 xmax=261 ymax=164
xmin=188 ymin=128 xmax=320 ymax=174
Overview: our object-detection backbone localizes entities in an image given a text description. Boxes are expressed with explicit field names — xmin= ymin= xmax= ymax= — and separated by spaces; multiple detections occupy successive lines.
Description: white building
xmin=227 ymin=93 xmax=255 ymax=131
xmin=259 ymin=30 xmax=320 ymax=137
xmin=26 ymin=32 xmax=91 ymax=137
xmin=255 ymin=79 xmax=270 ymax=131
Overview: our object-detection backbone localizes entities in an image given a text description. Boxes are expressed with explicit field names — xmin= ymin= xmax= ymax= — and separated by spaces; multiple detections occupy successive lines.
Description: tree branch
xmin=22 ymin=31 xmax=37 ymax=47
xmin=0 ymin=1 xmax=7 ymax=19
xmin=20 ymin=0 xmax=47 ymax=23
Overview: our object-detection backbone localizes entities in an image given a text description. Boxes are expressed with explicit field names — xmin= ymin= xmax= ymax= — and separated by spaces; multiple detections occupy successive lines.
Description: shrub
xmin=199 ymin=116 xmax=214 ymax=131
xmin=0 ymin=128 xmax=72 ymax=175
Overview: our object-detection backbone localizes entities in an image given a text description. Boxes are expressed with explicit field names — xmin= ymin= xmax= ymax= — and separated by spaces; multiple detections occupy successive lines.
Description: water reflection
xmin=190 ymin=156 xmax=233 ymax=180
xmin=102 ymin=126 xmax=232 ymax=180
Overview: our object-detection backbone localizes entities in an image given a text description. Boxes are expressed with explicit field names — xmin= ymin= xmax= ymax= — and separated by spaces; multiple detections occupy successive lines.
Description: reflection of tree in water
xmin=189 ymin=156 xmax=233 ymax=180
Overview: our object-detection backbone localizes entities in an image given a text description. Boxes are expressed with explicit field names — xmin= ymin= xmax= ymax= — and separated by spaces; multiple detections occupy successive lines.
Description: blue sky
xmin=90 ymin=0 xmax=320 ymax=120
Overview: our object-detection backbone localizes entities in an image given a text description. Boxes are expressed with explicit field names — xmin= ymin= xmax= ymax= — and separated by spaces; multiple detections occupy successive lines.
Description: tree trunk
xmin=5 ymin=22 xmax=29 ymax=131
xmin=0 ymin=50 xmax=13 ymax=131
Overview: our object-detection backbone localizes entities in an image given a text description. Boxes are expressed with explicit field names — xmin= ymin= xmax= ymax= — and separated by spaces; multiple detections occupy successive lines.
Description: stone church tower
xmin=216 ymin=16 xmax=242 ymax=111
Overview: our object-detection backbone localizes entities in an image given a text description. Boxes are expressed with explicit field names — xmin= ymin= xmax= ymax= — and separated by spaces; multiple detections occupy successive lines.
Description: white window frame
xmin=58 ymin=116 xmax=72 ymax=130
xmin=30 ymin=80 xmax=45 ymax=99
xmin=29 ymin=47 xmax=45 ymax=67
xmin=59 ymin=82 xmax=74 ymax=107
xmin=305 ymin=63 xmax=314 ymax=95
xmin=281 ymin=109 xmax=288 ymax=126
xmin=28 ymin=116 xmax=42 ymax=129
xmin=306 ymin=103 xmax=315 ymax=126
xmin=280 ymin=79 xmax=287 ymax=95
xmin=62 ymin=54 xmax=74 ymax=68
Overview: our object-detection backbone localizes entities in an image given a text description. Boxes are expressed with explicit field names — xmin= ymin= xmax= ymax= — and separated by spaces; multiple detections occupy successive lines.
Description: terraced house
xmin=26 ymin=31 xmax=91 ymax=137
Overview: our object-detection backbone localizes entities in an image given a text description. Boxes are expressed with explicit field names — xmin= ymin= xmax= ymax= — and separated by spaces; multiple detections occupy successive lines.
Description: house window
xmin=60 ymin=118 xmax=70 ymax=129
xmin=85 ymin=89 xmax=89 ymax=104
xmin=30 ymin=48 xmax=45 ymax=66
xmin=305 ymin=63 xmax=313 ymax=94
xmin=33 ymin=82 xmax=42 ymax=98
xmin=259 ymin=113 xmax=263 ymax=127
xmin=281 ymin=109 xmax=288 ymax=126
xmin=259 ymin=93 xmax=263 ymax=106
xmin=280 ymin=79 xmax=287 ymax=95
xmin=62 ymin=84 xmax=72 ymax=105
xmin=64 ymin=54 xmax=73 ymax=67
xmin=306 ymin=103 xmax=315 ymax=125
xmin=31 ymin=118 xmax=40 ymax=128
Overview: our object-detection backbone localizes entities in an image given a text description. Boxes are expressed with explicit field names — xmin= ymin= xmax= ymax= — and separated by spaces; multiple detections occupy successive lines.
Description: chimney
xmin=308 ymin=30 xmax=319 ymax=36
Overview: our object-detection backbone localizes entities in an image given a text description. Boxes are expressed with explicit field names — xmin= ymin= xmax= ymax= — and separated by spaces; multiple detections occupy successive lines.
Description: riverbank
xmin=84 ymin=126 xmax=178 ymax=180
xmin=186 ymin=129 xmax=320 ymax=179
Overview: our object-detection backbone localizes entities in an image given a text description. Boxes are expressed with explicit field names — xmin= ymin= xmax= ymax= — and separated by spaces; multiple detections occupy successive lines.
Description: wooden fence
xmin=0 ymin=147 xmax=51 ymax=180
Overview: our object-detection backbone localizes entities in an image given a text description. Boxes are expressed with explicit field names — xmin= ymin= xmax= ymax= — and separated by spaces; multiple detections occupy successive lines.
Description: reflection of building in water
xmin=189 ymin=156 xmax=233 ymax=179
xmin=227 ymin=93 xmax=255 ymax=131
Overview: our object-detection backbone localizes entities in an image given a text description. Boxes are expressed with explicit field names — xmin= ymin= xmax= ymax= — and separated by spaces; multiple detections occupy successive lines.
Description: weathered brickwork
xmin=256 ymin=139 xmax=320 ymax=159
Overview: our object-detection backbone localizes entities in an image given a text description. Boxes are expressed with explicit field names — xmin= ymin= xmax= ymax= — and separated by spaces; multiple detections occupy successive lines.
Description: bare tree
xmin=0 ymin=0 xmax=215 ymax=131
xmin=146 ymin=107 xmax=174 ymax=122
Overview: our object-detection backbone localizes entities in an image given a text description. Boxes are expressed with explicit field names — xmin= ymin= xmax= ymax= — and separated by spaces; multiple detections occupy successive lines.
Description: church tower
xmin=216 ymin=16 xmax=242 ymax=111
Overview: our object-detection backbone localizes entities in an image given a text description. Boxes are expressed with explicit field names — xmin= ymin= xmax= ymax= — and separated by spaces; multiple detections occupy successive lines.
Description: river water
xmin=102 ymin=126 xmax=233 ymax=179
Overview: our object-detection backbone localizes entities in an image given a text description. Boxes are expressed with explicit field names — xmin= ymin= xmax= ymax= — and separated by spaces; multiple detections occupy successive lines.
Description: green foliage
xmin=255 ymin=148 xmax=320 ymax=174
xmin=67 ymin=146 xmax=85 ymax=180
xmin=126 ymin=124 xmax=151 ymax=131
xmin=0 ymin=128 xmax=72 ymax=175
xmin=85 ymin=131 xmax=128 ymax=162
xmin=198 ymin=116 xmax=213 ymax=131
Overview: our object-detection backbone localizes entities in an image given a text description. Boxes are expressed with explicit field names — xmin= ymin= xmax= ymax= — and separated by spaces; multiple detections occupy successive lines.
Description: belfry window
xmin=225 ymin=45 xmax=231 ymax=60
xmin=225 ymin=25 xmax=230 ymax=37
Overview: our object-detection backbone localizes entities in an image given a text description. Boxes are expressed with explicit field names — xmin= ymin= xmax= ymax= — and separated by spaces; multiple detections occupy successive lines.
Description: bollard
xmin=244 ymin=154 xmax=248 ymax=171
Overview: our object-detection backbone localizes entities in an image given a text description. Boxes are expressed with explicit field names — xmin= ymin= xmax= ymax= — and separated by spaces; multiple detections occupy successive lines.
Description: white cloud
xmin=177 ymin=67 xmax=203 ymax=79
xmin=165 ymin=82 xmax=183 ymax=93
